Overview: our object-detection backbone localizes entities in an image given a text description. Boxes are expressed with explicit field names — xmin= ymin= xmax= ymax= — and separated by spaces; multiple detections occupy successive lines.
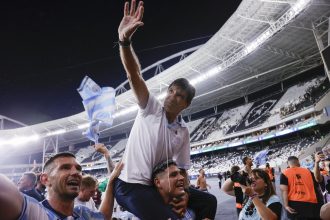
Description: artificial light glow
xmin=46 ymin=129 xmax=66 ymax=136
xmin=113 ymin=105 xmax=139 ymax=118
xmin=78 ymin=123 xmax=90 ymax=129
xmin=0 ymin=134 xmax=40 ymax=147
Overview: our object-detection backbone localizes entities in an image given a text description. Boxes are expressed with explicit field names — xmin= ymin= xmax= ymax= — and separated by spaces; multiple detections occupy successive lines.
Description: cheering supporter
xmin=239 ymin=169 xmax=282 ymax=220
xmin=17 ymin=172 xmax=44 ymax=202
xmin=0 ymin=152 xmax=121 ymax=220
xmin=152 ymin=160 xmax=194 ymax=219
xmin=74 ymin=175 xmax=98 ymax=211
xmin=114 ymin=0 xmax=216 ymax=219
xmin=280 ymin=156 xmax=323 ymax=220
xmin=314 ymin=152 xmax=330 ymax=203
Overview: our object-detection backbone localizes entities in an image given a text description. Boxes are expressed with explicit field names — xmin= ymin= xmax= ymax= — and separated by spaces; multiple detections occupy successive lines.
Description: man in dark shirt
xmin=18 ymin=172 xmax=44 ymax=201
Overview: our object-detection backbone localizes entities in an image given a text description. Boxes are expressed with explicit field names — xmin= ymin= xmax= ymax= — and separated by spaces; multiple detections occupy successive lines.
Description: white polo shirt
xmin=119 ymin=94 xmax=191 ymax=185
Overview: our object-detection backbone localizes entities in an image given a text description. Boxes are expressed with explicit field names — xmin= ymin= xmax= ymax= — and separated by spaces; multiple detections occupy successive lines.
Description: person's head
xmin=199 ymin=168 xmax=205 ymax=176
xmin=78 ymin=175 xmax=97 ymax=202
xmin=18 ymin=172 xmax=37 ymax=191
xmin=265 ymin=163 xmax=270 ymax=168
xmin=250 ymin=169 xmax=276 ymax=203
xmin=230 ymin=165 xmax=240 ymax=175
xmin=320 ymin=202 xmax=330 ymax=220
xmin=164 ymin=78 xmax=195 ymax=116
xmin=41 ymin=152 xmax=82 ymax=201
xmin=287 ymin=156 xmax=300 ymax=168
xmin=324 ymin=158 xmax=330 ymax=172
xmin=152 ymin=160 xmax=185 ymax=202
xmin=35 ymin=173 xmax=46 ymax=192
xmin=242 ymin=156 xmax=253 ymax=167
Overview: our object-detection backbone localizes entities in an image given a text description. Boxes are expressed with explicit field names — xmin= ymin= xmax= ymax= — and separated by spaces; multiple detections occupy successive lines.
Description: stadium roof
xmin=0 ymin=0 xmax=329 ymax=156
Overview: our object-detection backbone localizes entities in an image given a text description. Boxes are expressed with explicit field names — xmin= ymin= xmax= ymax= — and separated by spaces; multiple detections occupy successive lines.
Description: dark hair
xmin=168 ymin=78 xmax=195 ymax=104
xmin=230 ymin=165 xmax=240 ymax=174
xmin=23 ymin=172 xmax=37 ymax=186
xmin=251 ymin=169 xmax=276 ymax=204
xmin=266 ymin=163 xmax=270 ymax=168
xmin=287 ymin=156 xmax=299 ymax=162
xmin=152 ymin=159 xmax=177 ymax=181
xmin=43 ymin=152 xmax=76 ymax=172
xmin=242 ymin=156 xmax=250 ymax=165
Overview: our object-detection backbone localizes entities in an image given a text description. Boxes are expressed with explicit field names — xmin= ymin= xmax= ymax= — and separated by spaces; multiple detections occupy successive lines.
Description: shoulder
xmin=74 ymin=205 xmax=104 ymax=220
xmin=266 ymin=195 xmax=282 ymax=207
xmin=18 ymin=194 xmax=49 ymax=220
xmin=139 ymin=93 xmax=162 ymax=116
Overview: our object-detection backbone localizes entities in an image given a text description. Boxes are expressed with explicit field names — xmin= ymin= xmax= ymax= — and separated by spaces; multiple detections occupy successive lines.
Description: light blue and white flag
xmin=77 ymin=76 xmax=116 ymax=142
xmin=254 ymin=149 xmax=269 ymax=166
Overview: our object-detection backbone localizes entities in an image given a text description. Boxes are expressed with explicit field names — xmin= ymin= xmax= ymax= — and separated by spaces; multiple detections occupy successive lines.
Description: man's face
xmin=163 ymin=85 xmax=189 ymax=116
xmin=156 ymin=165 xmax=185 ymax=198
xmin=199 ymin=169 xmax=205 ymax=175
xmin=79 ymin=186 xmax=97 ymax=202
xmin=45 ymin=157 xmax=82 ymax=200
xmin=18 ymin=175 xmax=33 ymax=191
xmin=246 ymin=157 xmax=253 ymax=166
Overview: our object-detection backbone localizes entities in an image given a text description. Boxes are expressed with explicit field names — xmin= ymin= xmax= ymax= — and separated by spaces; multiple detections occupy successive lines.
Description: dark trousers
xmin=188 ymin=187 xmax=217 ymax=219
xmin=287 ymin=201 xmax=321 ymax=220
xmin=114 ymin=178 xmax=217 ymax=220
xmin=114 ymin=178 xmax=177 ymax=220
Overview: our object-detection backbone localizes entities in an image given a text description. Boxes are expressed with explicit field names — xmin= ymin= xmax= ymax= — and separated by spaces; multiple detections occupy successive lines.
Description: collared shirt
xmin=119 ymin=94 xmax=191 ymax=185
xmin=18 ymin=194 xmax=104 ymax=220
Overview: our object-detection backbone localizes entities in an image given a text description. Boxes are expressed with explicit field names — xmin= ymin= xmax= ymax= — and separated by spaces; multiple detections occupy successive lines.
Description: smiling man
xmin=152 ymin=160 xmax=195 ymax=220
xmin=0 ymin=152 xmax=122 ymax=220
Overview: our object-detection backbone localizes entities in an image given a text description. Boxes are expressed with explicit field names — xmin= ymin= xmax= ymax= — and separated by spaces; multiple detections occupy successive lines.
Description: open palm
xmin=118 ymin=0 xmax=144 ymax=41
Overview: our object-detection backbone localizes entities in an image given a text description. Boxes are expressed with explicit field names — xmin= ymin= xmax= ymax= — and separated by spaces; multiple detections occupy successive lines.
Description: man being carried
xmin=114 ymin=0 xmax=217 ymax=219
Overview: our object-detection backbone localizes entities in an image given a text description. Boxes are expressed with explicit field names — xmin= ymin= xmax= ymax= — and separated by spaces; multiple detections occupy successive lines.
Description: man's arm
xmin=280 ymin=184 xmax=296 ymax=214
xmin=314 ymin=152 xmax=323 ymax=183
xmin=118 ymin=0 xmax=149 ymax=109
xmin=94 ymin=143 xmax=115 ymax=174
xmin=222 ymin=178 xmax=235 ymax=196
xmin=196 ymin=176 xmax=200 ymax=188
xmin=99 ymin=162 xmax=124 ymax=220
xmin=0 ymin=174 xmax=24 ymax=220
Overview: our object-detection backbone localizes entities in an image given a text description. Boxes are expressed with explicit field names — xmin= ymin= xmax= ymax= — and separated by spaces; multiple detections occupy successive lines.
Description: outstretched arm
xmin=94 ymin=143 xmax=115 ymax=174
xmin=99 ymin=162 xmax=124 ymax=220
xmin=0 ymin=174 xmax=24 ymax=220
xmin=118 ymin=0 xmax=149 ymax=109
xmin=222 ymin=178 xmax=235 ymax=196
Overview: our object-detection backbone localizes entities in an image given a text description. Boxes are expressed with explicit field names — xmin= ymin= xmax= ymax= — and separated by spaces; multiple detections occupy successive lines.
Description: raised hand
xmin=94 ymin=143 xmax=110 ymax=157
xmin=118 ymin=0 xmax=144 ymax=42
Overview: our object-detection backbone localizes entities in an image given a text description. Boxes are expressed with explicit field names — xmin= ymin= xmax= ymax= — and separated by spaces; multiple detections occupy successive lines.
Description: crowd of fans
xmin=280 ymin=77 xmax=330 ymax=117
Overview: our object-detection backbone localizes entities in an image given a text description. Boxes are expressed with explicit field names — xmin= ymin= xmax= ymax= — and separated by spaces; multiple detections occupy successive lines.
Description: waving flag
xmin=77 ymin=76 xmax=116 ymax=142
xmin=254 ymin=149 xmax=269 ymax=166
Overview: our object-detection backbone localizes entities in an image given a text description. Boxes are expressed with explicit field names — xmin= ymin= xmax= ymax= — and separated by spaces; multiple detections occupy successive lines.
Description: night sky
xmin=0 ymin=0 xmax=241 ymax=125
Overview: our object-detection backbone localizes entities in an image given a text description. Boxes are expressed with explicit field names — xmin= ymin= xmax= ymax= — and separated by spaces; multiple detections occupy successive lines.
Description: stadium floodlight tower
xmin=312 ymin=15 xmax=330 ymax=81
xmin=42 ymin=130 xmax=65 ymax=169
